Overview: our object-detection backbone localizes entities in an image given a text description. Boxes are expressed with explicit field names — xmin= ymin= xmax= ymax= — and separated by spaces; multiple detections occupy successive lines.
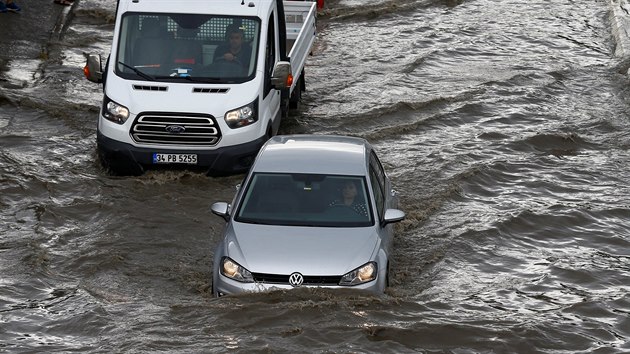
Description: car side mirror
xmin=383 ymin=208 xmax=405 ymax=226
xmin=211 ymin=202 xmax=230 ymax=222
xmin=271 ymin=61 xmax=292 ymax=90
xmin=83 ymin=53 xmax=103 ymax=83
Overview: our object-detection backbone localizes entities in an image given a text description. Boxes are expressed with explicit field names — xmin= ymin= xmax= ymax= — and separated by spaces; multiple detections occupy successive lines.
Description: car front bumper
xmin=214 ymin=274 xmax=385 ymax=297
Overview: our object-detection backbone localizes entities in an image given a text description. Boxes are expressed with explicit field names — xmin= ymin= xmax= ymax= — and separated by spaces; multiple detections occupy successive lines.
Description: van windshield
xmin=115 ymin=13 xmax=260 ymax=83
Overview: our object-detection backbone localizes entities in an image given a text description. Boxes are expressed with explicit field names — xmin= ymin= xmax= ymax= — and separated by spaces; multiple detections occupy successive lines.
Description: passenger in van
xmin=213 ymin=24 xmax=252 ymax=71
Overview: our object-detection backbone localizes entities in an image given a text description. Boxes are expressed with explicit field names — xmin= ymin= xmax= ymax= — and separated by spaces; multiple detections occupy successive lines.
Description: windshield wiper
xmin=118 ymin=61 xmax=155 ymax=81
xmin=182 ymin=76 xmax=222 ymax=83
xmin=159 ymin=75 xmax=224 ymax=84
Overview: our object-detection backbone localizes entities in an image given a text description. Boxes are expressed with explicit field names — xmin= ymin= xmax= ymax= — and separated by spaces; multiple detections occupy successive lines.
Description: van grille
xmin=131 ymin=113 xmax=221 ymax=146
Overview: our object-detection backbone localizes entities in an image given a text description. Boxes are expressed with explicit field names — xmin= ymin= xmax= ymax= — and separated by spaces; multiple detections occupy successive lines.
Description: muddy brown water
xmin=1 ymin=0 xmax=630 ymax=352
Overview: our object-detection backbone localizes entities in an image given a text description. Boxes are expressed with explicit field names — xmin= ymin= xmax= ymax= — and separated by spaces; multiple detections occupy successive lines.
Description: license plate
xmin=152 ymin=153 xmax=198 ymax=164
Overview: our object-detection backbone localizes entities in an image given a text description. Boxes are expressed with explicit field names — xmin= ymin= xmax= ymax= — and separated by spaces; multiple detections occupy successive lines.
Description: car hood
xmin=225 ymin=222 xmax=380 ymax=276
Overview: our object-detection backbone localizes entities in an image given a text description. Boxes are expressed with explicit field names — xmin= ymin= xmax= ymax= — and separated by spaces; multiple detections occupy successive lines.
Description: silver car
xmin=210 ymin=135 xmax=405 ymax=296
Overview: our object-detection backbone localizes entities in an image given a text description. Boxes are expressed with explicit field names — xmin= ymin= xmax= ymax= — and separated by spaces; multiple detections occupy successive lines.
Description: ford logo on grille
xmin=165 ymin=125 xmax=186 ymax=134
xmin=288 ymin=272 xmax=304 ymax=287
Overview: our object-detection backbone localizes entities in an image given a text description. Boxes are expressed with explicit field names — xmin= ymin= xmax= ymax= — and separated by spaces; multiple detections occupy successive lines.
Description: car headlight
xmin=339 ymin=262 xmax=377 ymax=286
xmin=225 ymin=98 xmax=258 ymax=129
xmin=220 ymin=257 xmax=254 ymax=283
xmin=101 ymin=95 xmax=129 ymax=124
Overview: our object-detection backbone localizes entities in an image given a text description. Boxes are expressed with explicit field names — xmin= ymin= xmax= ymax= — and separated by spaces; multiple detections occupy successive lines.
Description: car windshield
xmin=235 ymin=173 xmax=374 ymax=227
xmin=115 ymin=13 xmax=260 ymax=83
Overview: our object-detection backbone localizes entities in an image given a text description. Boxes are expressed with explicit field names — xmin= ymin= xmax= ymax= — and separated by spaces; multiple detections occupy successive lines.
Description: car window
xmin=369 ymin=152 xmax=386 ymax=220
xmin=235 ymin=173 xmax=374 ymax=227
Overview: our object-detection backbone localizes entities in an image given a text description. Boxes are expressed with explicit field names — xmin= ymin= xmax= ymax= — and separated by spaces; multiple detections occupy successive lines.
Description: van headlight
xmin=225 ymin=98 xmax=258 ymax=128
xmin=339 ymin=262 xmax=377 ymax=286
xmin=102 ymin=95 xmax=129 ymax=124
xmin=220 ymin=257 xmax=254 ymax=283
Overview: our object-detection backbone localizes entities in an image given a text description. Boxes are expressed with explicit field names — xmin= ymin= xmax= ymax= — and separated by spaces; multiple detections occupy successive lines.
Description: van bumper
xmin=97 ymin=131 xmax=266 ymax=175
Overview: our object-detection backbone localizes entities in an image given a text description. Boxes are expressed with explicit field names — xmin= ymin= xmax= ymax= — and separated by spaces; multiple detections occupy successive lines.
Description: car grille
xmin=252 ymin=273 xmax=342 ymax=286
xmin=131 ymin=113 xmax=221 ymax=146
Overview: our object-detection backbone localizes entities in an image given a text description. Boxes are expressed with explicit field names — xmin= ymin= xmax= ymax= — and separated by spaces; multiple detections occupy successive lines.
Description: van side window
xmin=264 ymin=13 xmax=276 ymax=96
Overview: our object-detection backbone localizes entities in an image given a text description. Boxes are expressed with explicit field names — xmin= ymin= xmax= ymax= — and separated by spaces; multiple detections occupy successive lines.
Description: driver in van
xmin=213 ymin=23 xmax=252 ymax=70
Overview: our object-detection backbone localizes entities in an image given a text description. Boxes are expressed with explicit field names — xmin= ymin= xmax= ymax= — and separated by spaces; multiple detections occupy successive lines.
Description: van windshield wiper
xmin=183 ymin=76 xmax=223 ymax=83
xmin=161 ymin=75 xmax=224 ymax=84
xmin=118 ymin=61 xmax=155 ymax=81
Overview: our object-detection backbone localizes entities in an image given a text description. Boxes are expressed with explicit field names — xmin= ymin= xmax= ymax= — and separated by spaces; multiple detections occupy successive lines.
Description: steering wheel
xmin=213 ymin=57 xmax=246 ymax=76
xmin=214 ymin=56 xmax=243 ymax=66
xmin=328 ymin=204 xmax=363 ymax=216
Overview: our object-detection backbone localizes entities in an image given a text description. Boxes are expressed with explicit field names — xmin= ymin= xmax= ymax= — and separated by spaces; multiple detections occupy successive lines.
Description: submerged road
xmin=1 ymin=0 xmax=630 ymax=352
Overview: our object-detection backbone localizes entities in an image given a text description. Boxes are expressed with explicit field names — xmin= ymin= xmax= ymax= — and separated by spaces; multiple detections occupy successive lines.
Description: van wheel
xmin=386 ymin=261 xmax=391 ymax=288
xmin=99 ymin=150 xmax=144 ymax=176
xmin=289 ymin=75 xmax=303 ymax=110
xmin=281 ymin=96 xmax=290 ymax=119
xmin=289 ymin=87 xmax=301 ymax=109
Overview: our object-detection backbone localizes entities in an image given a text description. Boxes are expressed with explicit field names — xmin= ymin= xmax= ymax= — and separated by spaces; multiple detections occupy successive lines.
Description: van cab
xmin=84 ymin=0 xmax=317 ymax=175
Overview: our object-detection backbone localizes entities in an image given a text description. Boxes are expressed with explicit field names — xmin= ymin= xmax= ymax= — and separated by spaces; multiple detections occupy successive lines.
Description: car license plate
xmin=152 ymin=153 xmax=197 ymax=164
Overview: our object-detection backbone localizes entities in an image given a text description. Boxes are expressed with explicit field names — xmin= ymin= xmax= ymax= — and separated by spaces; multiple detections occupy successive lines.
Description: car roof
xmin=251 ymin=135 xmax=371 ymax=175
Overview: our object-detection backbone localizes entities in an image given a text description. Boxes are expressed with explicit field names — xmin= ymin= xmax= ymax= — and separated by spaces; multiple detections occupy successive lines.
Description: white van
xmin=84 ymin=0 xmax=317 ymax=175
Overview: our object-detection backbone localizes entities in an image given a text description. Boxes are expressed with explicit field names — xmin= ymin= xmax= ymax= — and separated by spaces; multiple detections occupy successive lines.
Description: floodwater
xmin=1 ymin=0 xmax=630 ymax=352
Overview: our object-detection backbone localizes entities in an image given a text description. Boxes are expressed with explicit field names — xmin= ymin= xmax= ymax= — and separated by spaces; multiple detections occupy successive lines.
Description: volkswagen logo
xmin=288 ymin=272 xmax=304 ymax=287
xmin=165 ymin=125 xmax=186 ymax=134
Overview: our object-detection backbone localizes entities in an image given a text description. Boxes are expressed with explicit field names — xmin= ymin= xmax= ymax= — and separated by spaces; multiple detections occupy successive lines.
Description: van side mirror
xmin=83 ymin=53 xmax=103 ymax=83
xmin=271 ymin=61 xmax=292 ymax=90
